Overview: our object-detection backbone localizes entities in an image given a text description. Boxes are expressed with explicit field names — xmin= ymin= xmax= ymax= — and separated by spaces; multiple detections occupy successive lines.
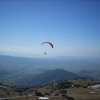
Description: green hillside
xmin=14 ymin=69 xmax=81 ymax=86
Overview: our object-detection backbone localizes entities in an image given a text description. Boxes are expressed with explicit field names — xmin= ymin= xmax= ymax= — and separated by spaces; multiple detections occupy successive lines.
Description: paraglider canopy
xmin=41 ymin=42 xmax=53 ymax=48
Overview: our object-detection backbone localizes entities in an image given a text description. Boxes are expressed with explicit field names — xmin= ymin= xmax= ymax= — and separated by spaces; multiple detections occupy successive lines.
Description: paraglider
xmin=41 ymin=42 xmax=53 ymax=54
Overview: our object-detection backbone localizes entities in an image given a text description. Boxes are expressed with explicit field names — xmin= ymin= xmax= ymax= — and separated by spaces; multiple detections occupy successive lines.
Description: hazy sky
xmin=0 ymin=0 xmax=100 ymax=57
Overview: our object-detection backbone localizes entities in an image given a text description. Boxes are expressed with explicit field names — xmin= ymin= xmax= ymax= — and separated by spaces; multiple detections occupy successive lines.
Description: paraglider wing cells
xmin=41 ymin=42 xmax=53 ymax=48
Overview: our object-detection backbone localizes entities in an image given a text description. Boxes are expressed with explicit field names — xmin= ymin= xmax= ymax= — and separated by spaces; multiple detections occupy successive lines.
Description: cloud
xmin=57 ymin=47 xmax=100 ymax=57
xmin=61 ymin=46 xmax=72 ymax=48
xmin=0 ymin=46 xmax=41 ymax=53
xmin=0 ymin=46 xmax=100 ymax=57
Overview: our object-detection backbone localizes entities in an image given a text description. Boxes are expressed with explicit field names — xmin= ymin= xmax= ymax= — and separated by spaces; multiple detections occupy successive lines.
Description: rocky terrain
xmin=0 ymin=78 xmax=100 ymax=100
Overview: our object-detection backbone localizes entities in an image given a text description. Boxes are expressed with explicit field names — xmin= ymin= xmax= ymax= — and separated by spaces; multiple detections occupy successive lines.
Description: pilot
xmin=44 ymin=52 xmax=46 ymax=54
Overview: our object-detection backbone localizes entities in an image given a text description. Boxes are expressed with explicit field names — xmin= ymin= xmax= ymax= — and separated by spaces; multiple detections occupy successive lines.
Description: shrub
xmin=35 ymin=92 xmax=44 ymax=96
xmin=59 ymin=89 xmax=67 ymax=93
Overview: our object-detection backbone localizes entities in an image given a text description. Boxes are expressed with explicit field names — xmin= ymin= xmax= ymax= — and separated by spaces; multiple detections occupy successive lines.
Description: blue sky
xmin=0 ymin=0 xmax=100 ymax=57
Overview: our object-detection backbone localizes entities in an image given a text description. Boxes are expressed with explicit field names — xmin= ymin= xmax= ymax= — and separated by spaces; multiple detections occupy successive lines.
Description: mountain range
xmin=0 ymin=54 xmax=100 ymax=86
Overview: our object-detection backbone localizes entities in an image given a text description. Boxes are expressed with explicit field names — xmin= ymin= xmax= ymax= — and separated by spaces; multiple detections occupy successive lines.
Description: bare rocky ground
xmin=0 ymin=78 xmax=100 ymax=100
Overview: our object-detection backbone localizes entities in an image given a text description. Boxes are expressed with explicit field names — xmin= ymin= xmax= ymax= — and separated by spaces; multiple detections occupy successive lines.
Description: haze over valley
xmin=0 ymin=55 xmax=100 ymax=86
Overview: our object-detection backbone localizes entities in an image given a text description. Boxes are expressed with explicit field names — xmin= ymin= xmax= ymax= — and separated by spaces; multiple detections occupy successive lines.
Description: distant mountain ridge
xmin=0 ymin=54 xmax=100 ymax=85
xmin=16 ymin=69 xmax=81 ymax=86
